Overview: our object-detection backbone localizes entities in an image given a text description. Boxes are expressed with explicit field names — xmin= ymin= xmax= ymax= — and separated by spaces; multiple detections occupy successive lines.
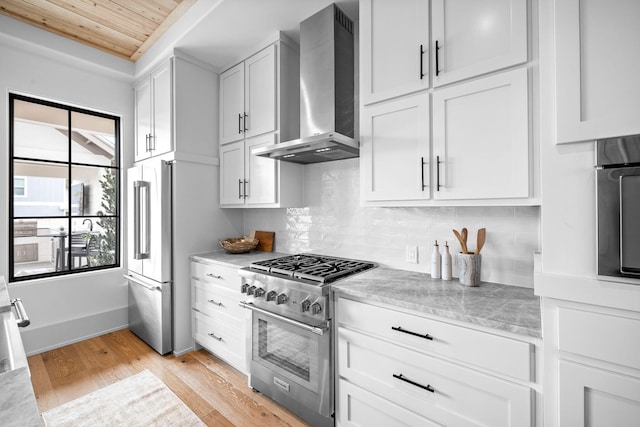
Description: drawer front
xmin=338 ymin=328 xmax=532 ymax=427
xmin=191 ymin=261 xmax=240 ymax=291
xmin=337 ymin=379 xmax=438 ymax=427
xmin=338 ymin=298 xmax=532 ymax=381
xmin=193 ymin=311 xmax=246 ymax=371
xmin=558 ymin=306 xmax=640 ymax=369
xmin=192 ymin=278 xmax=245 ymax=325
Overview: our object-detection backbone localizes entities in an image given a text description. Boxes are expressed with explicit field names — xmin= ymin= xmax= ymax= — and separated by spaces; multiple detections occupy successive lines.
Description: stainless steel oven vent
xmin=252 ymin=4 xmax=357 ymax=164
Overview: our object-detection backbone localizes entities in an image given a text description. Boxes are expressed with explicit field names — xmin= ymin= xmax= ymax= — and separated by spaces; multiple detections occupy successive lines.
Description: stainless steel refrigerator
xmin=125 ymin=158 xmax=172 ymax=354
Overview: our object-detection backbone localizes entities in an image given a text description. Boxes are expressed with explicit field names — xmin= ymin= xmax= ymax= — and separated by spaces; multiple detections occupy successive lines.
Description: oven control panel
xmin=240 ymin=277 xmax=328 ymax=321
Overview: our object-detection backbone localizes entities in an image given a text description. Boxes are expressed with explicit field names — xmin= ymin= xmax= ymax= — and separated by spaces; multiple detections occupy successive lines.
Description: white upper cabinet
xmin=218 ymin=35 xmax=302 ymax=208
xmin=432 ymin=0 xmax=528 ymax=87
xmin=554 ymin=0 xmax=640 ymax=143
xmin=219 ymin=62 xmax=245 ymax=145
xmin=361 ymin=92 xmax=430 ymax=202
xmin=433 ymin=68 xmax=529 ymax=200
xmin=134 ymin=55 xmax=218 ymax=162
xmin=135 ymin=60 xmax=172 ymax=161
xmin=360 ymin=0 xmax=429 ymax=105
xmin=244 ymin=46 xmax=277 ymax=139
xmin=219 ymin=141 xmax=245 ymax=206
xmin=220 ymin=44 xmax=276 ymax=145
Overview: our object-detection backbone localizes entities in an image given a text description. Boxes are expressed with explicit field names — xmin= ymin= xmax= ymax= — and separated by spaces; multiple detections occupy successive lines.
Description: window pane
xmin=71 ymin=112 xmax=116 ymax=167
xmin=73 ymin=218 xmax=117 ymax=268
xmin=14 ymin=177 xmax=26 ymax=196
xmin=13 ymin=100 xmax=69 ymax=162
xmin=13 ymin=160 xmax=68 ymax=218
xmin=13 ymin=218 xmax=69 ymax=278
xmin=71 ymin=166 xmax=117 ymax=216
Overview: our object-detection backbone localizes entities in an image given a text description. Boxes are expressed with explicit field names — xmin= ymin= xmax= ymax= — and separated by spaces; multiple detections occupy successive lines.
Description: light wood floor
xmin=27 ymin=328 xmax=311 ymax=426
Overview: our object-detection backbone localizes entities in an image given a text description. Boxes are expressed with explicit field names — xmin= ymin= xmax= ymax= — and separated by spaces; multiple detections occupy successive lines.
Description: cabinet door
xmin=360 ymin=0 xmax=429 ymax=105
xmin=559 ymin=360 xmax=640 ymax=427
xmin=555 ymin=0 xmax=640 ymax=143
xmin=433 ymin=68 xmax=529 ymax=200
xmin=219 ymin=141 xmax=245 ymax=206
xmin=150 ymin=60 xmax=173 ymax=156
xmin=134 ymin=79 xmax=152 ymax=161
xmin=245 ymin=134 xmax=278 ymax=206
xmin=244 ymin=44 xmax=277 ymax=139
xmin=220 ymin=62 xmax=245 ymax=145
xmin=432 ymin=0 xmax=527 ymax=87
xmin=361 ymin=92 xmax=430 ymax=202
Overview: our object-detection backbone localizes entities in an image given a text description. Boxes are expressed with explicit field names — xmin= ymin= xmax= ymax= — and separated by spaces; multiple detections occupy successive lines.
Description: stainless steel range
xmin=239 ymin=253 xmax=375 ymax=427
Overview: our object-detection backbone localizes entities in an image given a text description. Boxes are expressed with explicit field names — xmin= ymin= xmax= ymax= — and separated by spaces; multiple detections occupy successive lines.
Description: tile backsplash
xmin=244 ymin=158 xmax=540 ymax=288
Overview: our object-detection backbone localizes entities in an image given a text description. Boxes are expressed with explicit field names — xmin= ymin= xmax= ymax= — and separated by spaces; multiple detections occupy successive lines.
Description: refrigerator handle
xmin=124 ymin=274 xmax=161 ymax=291
xmin=133 ymin=181 xmax=151 ymax=259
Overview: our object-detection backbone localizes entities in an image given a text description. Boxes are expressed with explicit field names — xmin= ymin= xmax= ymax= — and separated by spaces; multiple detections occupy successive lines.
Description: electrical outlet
xmin=405 ymin=245 xmax=418 ymax=264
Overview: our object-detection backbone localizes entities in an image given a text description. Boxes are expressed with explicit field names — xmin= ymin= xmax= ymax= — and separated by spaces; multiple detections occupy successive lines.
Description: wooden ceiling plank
xmin=46 ymin=0 xmax=155 ymax=42
xmin=129 ymin=0 xmax=195 ymax=61
xmin=108 ymin=0 xmax=178 ymax=26
xmin=0 ymin=0 xmax=140 ymax=58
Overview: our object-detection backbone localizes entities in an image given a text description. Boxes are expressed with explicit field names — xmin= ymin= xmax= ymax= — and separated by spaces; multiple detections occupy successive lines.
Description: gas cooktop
xmin=247 ymin=254 xmax=375 ymax=284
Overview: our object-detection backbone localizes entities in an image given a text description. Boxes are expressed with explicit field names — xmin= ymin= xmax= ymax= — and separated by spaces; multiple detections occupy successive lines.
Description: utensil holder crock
xmin=458 ymin=253 xmax=481 ymax=287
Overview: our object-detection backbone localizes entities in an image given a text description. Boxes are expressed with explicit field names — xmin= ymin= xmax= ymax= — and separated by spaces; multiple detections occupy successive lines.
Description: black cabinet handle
xmin=420 ymin=44 xmax=425 ymax=80
xmin=238 ymin=113 xmax=243 ymax=134
xmin=243 ymin=180 xmax=248 ymax=199
xmin=392 ymin=325 xmax=433 ymax=340
xmin=436 ymin=155 xmax=441 ymax=192
xmin=393 ymin=373 xmax=435 ymax=393
xmin=421 ymin=157 xmax=427 ymax=190
xmin=238 ymin=179 xmax=243 ymax=199
xmin=435 ymin=40 xmax=440 ymax=77
xmin=244 ymin=113 xmax=248 ymax=132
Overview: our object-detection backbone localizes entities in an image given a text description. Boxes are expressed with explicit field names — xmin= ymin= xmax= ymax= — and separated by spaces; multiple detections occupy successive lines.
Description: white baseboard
xmin=21 ymin=305 xmax=128 ymax=356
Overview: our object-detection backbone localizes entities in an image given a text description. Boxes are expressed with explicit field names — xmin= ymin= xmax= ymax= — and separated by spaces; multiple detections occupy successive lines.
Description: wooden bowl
xmin=219 ymin=237 xmax=259 ymax=254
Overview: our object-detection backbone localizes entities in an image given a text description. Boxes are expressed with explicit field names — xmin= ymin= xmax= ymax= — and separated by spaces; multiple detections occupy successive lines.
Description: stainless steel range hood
xmin=253 ymin=4 xmax=356 ymax=164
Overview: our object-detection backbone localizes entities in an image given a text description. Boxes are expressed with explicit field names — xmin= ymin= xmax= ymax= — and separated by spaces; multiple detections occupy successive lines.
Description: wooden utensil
xmin=475 ymin=228 xmax=486 ymax=254
xmin=452 ymin=229 xmax=468 ymax=254
xmin=461 ymin=228 xmax=468 ymax=251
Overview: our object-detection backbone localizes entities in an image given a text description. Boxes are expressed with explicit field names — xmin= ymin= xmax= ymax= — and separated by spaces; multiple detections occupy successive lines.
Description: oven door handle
xmin=239 ymin=301 xmax=329 ymax=336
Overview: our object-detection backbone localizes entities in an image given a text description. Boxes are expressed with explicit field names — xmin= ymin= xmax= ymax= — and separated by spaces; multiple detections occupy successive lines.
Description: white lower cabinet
xmin=191 ymin=259 xmax=248 ymax=373
xmin=336 ymin=297 xmax=538 ymax=426
xmin=558 ymin=360 xmax=640 ymax=427
xmin=542 ymin=297 xmax=640 ymax=427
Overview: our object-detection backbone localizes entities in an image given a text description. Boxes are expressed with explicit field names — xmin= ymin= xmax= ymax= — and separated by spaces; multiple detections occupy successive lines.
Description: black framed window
xmin=9 ymin=94 xmax=120 ymax=281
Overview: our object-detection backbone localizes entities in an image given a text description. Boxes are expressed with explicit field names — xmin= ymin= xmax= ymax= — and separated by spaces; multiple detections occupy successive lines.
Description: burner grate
xmin=249 ymin=254 xmax=374 ymax=283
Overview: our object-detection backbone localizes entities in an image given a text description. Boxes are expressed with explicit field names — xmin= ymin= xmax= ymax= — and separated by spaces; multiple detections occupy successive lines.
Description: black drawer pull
xmin=393 ymin=373 xmax=434 ymax=393
xmin=392 ymin=326 xmax=433 ymax=340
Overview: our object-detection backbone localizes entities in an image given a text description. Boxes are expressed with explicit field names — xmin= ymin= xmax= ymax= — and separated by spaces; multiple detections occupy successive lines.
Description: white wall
xmin=0 ymin=20 xmax=135 ymax=355
xmin=244 ymin=158 xmax=540 ymax=288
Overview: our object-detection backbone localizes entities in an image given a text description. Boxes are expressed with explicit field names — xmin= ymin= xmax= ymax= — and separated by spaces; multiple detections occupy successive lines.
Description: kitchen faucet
xmin=83 ymin=218 xmax=93 ymax=231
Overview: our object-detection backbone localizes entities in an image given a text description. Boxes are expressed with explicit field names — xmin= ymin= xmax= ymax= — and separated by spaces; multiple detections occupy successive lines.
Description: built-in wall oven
xmin=596 ymin=135 xmax=640 ymax=283
xmin=238 ymin=254 xmax=375 ymax=427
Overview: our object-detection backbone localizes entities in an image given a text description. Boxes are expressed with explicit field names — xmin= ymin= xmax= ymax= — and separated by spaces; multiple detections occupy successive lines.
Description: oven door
xmin=245 ymin=304 xmax=332 ymax=418
xmin=597 ymin=166 xmax=640 ymax=279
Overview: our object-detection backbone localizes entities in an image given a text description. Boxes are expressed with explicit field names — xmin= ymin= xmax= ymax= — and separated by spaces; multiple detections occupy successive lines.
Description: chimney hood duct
xmin=253 ymin=4 xmax=356 ymax=164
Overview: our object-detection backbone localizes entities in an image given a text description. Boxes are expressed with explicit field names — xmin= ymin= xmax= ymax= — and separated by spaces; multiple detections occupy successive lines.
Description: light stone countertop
xmin=190 ymin=250 xmax=290 ymax=269
xmin=0 ymin=276 xmax=40 ymax=427
xmin=333 ymin=266 xmax=542 ymax=339
xmin=189 ymin=253 xmax=541 ymax=339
